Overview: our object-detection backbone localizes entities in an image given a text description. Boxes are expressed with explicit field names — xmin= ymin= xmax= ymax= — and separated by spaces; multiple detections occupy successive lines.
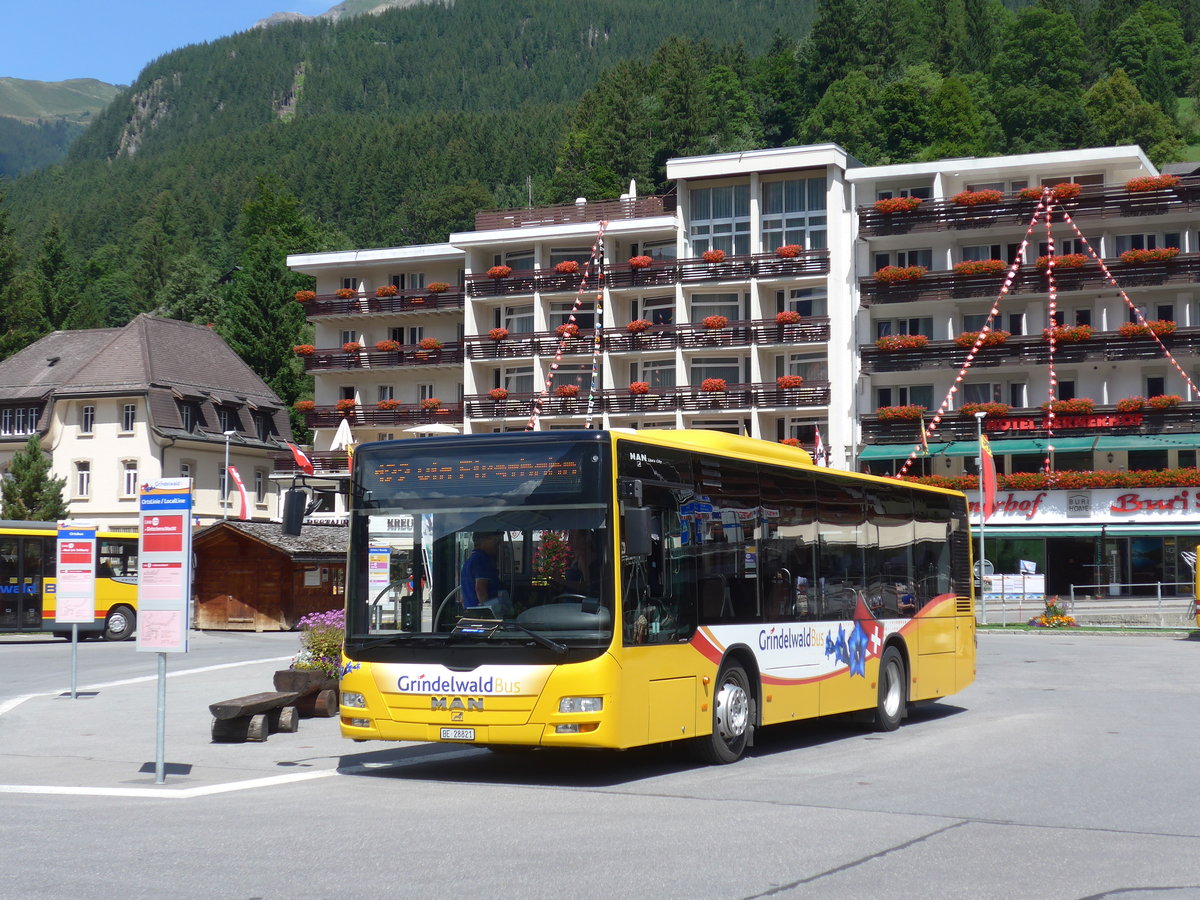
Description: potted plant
xmin=959 ymin=401 xmax=1011 ymax=417
xmin=374 ymin=339 xmax=401 ymax=352
xmin=780 ymin=437 xmax=802 ymax=447
xmin=1120 ymin=247 xmax=1180 ymax=265
xmin=294 ymin=290 xmax=316 ymax=303
xmin=955 ymin=330 xmax=1011 ymax=347
xmin=554 ymin=260 xmax=580 ymax=275
xmin=875 ymin=334 xmax=929 ymax=351
xmin=292 ymin=344 xmax=316 ymax=356
xmin=375 ymin=284 xmax=399 ymax=298
xmin=700 ymin=378 xmax=727 ymax=393
xmin=376 ymin=398 xmax=400 ymax=410
xmin=1043 ymin=324 xmax=1094 ymax=343
xmin=1119 ymin=319 xmax=1177 ymax=338
xmin=1115 ymin=396 xmax=1146 ymax=412
xmin=629 ymin=381 xmax=650 ymax=395
xmin=488 ymin=387 xmax=509 ymax=402
xmin=342 ymin=341 xmax=363 ymax=353
xmin=487 ymin=265 xmax=512 ymax=279
xmin=626 ymin=319 xmax=651 ymax=333
xmin=873 ymin=196 xmax=923 ymax=214
xmin=427 ymin=282 xmax=450 ymax=293
xmin=1019 ymin=183 xmax=1081 ymax=201
xmin=776 ymin=310 xmax=802 ymax=325
xmin=418 ymin=337 xmax=443 ymax=351
xmin=1125 ymin=174 xmax=1180 ymax=192
xmin=420 ymin=397 xmax=442 ymax=411
xmin=953 ymin=259 xmax=1006 ymax=277
xmin=293 ymin=400 xmax=316 ymax=412
xmin=628 ymin=255 xmax=652 ymax=269
xmin=1147 ymin=394 xmax=1183 ymax=409
xmin=556 ymin=323 xmax=580 ymax=338
xmin=875 ymin=404 xmax=927 ymax=421
xmin=555 ymin=384 xmax=580 ymax=398
xmin=874 ymin=265 xmax=927 ymax=283
xmin=489 ymin=327 xmax=510 ymax=341
xmin=951 ymin=189 xmax=1004 ymax=206
xmin=702 ymin=315 xmax=728 ymax=330
xmin=1043 ymin=398 xmax=1094 ymax=414
xmin=702 ymin=249 xmax=726 ymax=264
xmin=336 ymin=398 xmax=358 ymax=414
xmin=335 ymin=288 xmax=358 ymax=299
xmin=777 ymin=375 xmax=804 ymax=389
xmin=775 ymin=244 xmax=803 ymax=259
xmin=1036 ymin=253 xmax=1087 ymax=269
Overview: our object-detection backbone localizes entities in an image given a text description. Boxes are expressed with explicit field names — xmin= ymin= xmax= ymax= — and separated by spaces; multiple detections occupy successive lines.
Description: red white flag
xmin=227 ymin=465 xmax=249 ymax=520
xmin=979 ymin=435 xmax=998 ymax=520
xmin=287 ymin=442 xmax=315 ymax=475
xmin=813 ymin=427 xmax=828 ymax=467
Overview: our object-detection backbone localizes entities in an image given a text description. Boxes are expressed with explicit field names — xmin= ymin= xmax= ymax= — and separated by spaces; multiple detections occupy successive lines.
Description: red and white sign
xmin=970 ymin=487 xmax=1200 ymax=525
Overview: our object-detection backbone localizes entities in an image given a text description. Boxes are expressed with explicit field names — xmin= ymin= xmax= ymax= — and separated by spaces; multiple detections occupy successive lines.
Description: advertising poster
xmin=137 ymin=478 xmax=194 ymax=653
xmin=55 ymin=522 xmax=97 ymax=624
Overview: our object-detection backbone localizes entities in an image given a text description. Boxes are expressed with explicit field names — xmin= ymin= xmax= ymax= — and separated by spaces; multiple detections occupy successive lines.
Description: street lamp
xmin=222 ymin=430 xmax=237 ymax=520
xmin=974 ymin=411 xmax=988 ymax=625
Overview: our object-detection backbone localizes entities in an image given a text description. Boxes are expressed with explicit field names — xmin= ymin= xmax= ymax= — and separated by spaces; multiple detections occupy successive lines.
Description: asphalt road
xmin=1 ymin=630 xmax=1198 ymax=899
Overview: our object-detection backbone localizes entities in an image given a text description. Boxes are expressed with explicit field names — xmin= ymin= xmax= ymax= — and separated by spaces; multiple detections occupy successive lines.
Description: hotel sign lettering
xmin=986 ymin=412 xmax=1144 ymax=432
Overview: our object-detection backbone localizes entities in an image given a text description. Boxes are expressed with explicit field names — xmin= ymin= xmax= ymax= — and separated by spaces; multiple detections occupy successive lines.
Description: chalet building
xmin=285 ymin=144 xmax=1200 ymax=598
xmin=0 ymin=314 xmax=294 ymax=530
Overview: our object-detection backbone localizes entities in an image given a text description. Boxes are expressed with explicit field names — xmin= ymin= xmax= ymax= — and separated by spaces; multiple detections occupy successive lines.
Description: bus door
xmin=0 ymin=536 xmax=45 ymax=632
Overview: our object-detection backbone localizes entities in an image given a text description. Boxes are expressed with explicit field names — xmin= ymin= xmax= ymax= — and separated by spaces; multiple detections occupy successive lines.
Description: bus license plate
xmin=440 ymin=727 xmax=475 ymax=741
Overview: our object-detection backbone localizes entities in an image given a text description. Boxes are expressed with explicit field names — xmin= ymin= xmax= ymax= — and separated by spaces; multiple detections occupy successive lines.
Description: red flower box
xmin=1125 ymin=174 xmax=1180 ymax=192
xmin=420 ymin=398 xmax=442 ymax=410
xmin=1118 ymin=319 xmax=1176 ymax=338
xmin=342 ymin=342 xmax=362 ymax=353
xmin=951 ymin=189 xmax=1004 ymax=206
xmin=875 ymin=334 xmax=928 ymax=351
xmin=487 ymin=265 xmax=512 ymax=279
xmin=555 ymin=384 xmax=580 ymax=398
xmin=374 ymin=340 xmax=401 ymax=352
xmin=959 ymin=401 xmax=1011 ymax=417
xmin=554 ymin=260 xmax=580 ymax=275
xmin=336 ymin=399 xmax=358 ymax=413
xmin=776 ymin=375 xmax=804 ymax=389
xmin=775 ymin=244 xmax=802 ymax=259
xmin=427 ymin=282 xmax=450 ymax=293
xmin=1120 ymin=247 xmax=1179 ymax=265
xmin=488 ymin=388 xmax=509 ymax=401
xmin=873 ymin=196 xmax=923 ymax=214
xmin=876 ymin=404 xmax=927 ymax=421
xmin=1147 ymin=394 xmax=1182 ymax=409
xmin=417 ymin=337 xmax=443 ymax=350
xmin=1020 ymin=183 xmax=1080 ymax=201
xmin=702 ymin=315 xmax=728 ymax=330
xmin=700 ymin=378 xmax=727 ymax=393
xmin=375 ymin=284 xmax=399 ymax=298
xmin=780 ymin=437 xmax=802 ymax=447
xmin=955 ymin=330 xmax=1010 ymax=348
xmin=376 ymin=399 xmax=400 ymax=410
xmin=294 ymin=290 xmax=316 ymax=303
xmin=775 ymin=310 xmax=802 ymax=325
xmin=953 ymin=259 xmax=1006 ymax=276
xmin=1115 ymin=397 xmax=1146 ymax=412
xmin=626 ymin=319 xmax=651 ymax=333
xmin=292 ymin=344 xmax=315 ymax=356
xmin=702 ymin=249 xmax=726 ymax=264
xmin=488 ymin=327 xmax=510 ymax=341
xmin=1036 ymin=253 xmax=1087 ymax=269
xmin=629 ymin=381 xmax=650 ymax=395
xmin=628 ymin=255 xmax=652 ymax=269
xmin=874 ymin=265 xmax=926 ymax=283
xmin=1043 ymin=398 xmax=1094 ymax=414
xmin=293 ymin=400 xmax=315 ymax=412
xmin=556 ymin=323 xmax=580 ymax=338
xmin=1043 ymin=324 xmax=1093 ymax=343
xmin=335 ymin=288 xmax=358 ymax=299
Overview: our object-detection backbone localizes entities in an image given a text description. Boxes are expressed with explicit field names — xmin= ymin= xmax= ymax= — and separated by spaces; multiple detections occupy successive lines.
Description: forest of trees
xmin=1 ymin=0 xmax=1199 ymax=427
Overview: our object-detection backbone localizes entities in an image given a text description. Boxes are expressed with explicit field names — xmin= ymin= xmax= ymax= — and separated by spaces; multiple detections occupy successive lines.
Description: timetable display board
xmin=55 ymin=522 xmax=98 ymax=624
xmin=136 ymin=478 xmax=194 ymax=653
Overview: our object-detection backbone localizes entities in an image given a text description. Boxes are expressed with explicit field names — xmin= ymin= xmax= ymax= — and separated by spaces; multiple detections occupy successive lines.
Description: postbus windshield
xmin=346 ymin=433 xmax=613 ymax=655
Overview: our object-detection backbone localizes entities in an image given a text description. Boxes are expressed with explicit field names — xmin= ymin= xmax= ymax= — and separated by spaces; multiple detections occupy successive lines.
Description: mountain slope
xmin=0 ymin=77 xmax=121 ymax=122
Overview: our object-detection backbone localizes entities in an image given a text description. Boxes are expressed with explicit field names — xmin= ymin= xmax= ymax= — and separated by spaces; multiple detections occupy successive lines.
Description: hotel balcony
xmin=464 ymin=250 xmax=831 ymax=299
xmin=859 ymin=254 xmax=1200 ymax=307
xmin=272 ymin=450 xmax=350 ymax=475
xmin=297 ymin=288 xmax=465 ymax=318
xmin=860 ymin=327 xmax=1200 ymax=374
xmin=298 ymin=403 xmax=465 ymax=430
xmin=856 ymin=178 xmax=1200 ymax=238
xmin=463 ymin=381 xmax=831 ymax=419
xmin=473 ymin=195 xmax=674 ymax=230
xmin=300 ymin=343 xmax=465 ymax=372
xmin=464 ymin=317 xmax=830 ymax=360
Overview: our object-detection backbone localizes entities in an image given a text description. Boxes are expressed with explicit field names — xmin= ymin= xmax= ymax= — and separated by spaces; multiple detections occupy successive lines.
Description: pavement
xmin=0 ymin=647 xmax=363 ymax=798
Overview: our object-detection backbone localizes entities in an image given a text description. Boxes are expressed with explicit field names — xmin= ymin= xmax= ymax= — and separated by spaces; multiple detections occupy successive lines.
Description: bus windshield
xmin=347 ymin=434 xmax=613 ymax=652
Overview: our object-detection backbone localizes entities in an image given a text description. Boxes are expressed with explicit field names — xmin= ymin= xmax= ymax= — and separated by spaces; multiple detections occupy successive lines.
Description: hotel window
xmin=122 ymin=461 xmax=138 ymax=498
xmin=218 ymin=464 xmax=228 ymax=505
xmin=1146 ymin=375 xmax=1166 ymax=396
xmin=1155 ymin=304 xmax=1175 ymax=322
xmin=253 ymin=412 xmax=270 ymax=441
xmin=75 ymin=462 xmax=91 ymax=499
xmin=496 ymin=250 xmax=534 ymax=272
xmin=217 ymin=406 xmax=237 ymax=433
xmin=180 ymin=461 xmax=192 ymax=481
xmin=408 ymin=272 xmax=425 ymax=290
xmin=965 ymin=179 xmax=1027 ymax=194
xmin=405 ymin=326 xmax=424 ymax=345
xmin=963 ymin=382 xmax=1004 ymax=404
xmin=378 ymin=385 xmax=395 ymax=402
xmin=639 ymin=295 xmax=674 ymax=325
xmin=340 ymin=329 xmax=358 ymax=346
xmin=2 ymin=408 xmax=12 ymax=435
xmin=501 ymin=305 xmax=534 ymax=334
xmin=549 ymin=364 xmax=591 ymax=393
xmin=503 ymin=366 xmax=534 ymax=394
xmin=690 ymin=357 xmax=741 ymax=387
xmin=639 ymin=240 xmax=676 ymax=261
xmin=377 ymin=432 xmax=395 ymax=441
xmin=417 ymin=383 xmax=436 ymax=402
xmin=875 ymin=385 xmax=934 ymax=408
xmin=875 ymin=317 xmax=933 ymax=339
xmin=551 ymin=301 xmax=594 ymax=330
xmin=122 ymin=403 xmax=137 ymax=432
xmin=81 ymin=405 xmax=95 ymax=435
xmin=1042 ymin=174 xmax=1102 ymax=188
xmin=1114 ymin=232 xmax=1182 ymax=253
xmin=778 ymin=353 xmax=828 ymax=382
xmin=254 ymin=470 xmax=266 ymax=504
xmin=875 ymin=185 xmax=931 ymax=200
xmin=874 ymin=248 xmax=933 ymax=270
xmin=785 ymin=288 xmax=827 ymax=318
xmin=1037 ymin=239 xmax=1085 ymax=256
xmin=1057 ymin=380 xmax=1076 ymax=400
xmin=340 ymin=276 xmax=359 ymax=292
xmin=690 ymin=184 xmax=750 ymax=257
xmin=390 ymin=274 xmax=405 ymax=290
xmin=636 ymin=359 xmax=676 ymax=390
xmin=177 ymin=401 xmax=198 ymax=432
xmin=1009 ymin=383 xmax=1028 ymax=408
xmin=691 ymin=292 xmax=741 ymax=323
xmin=549 ymin=248 xmax=591 ymax=268
xmin=762 ymin=176 xmax=827 ymax=251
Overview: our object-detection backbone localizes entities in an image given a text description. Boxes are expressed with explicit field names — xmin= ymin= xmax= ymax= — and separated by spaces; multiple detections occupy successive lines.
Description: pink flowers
xmin=556 ymin=323 xmax=580 ymax=338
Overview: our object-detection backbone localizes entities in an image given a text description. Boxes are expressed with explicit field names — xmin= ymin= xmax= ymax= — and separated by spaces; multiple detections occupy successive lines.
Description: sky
xmin=2 ymin=1 xmax=333 ymax=85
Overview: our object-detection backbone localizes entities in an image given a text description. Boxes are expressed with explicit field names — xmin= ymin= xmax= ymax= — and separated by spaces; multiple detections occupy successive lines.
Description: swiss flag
xmin=287 ymin=442 xmax=315 ymax=475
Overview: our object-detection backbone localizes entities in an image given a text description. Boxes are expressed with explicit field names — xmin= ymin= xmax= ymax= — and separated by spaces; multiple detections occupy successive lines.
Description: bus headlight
xmin=341 ymin=691 xmax=366 ymax=708
xmin=559 ymin=696 xmax=603 ymax=714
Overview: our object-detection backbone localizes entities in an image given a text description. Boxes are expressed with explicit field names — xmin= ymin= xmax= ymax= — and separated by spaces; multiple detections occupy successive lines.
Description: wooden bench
xmin=209 ymin=691 xmax=301 ymax=742
xmin=272 ymin=670 xmax=340 ymax=718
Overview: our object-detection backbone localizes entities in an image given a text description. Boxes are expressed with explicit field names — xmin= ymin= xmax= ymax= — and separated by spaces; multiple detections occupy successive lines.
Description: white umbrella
xmin=404 ymin=423 xmax=461 ymax=435
xmin=331 ymin=416 xmax=355 ymax=450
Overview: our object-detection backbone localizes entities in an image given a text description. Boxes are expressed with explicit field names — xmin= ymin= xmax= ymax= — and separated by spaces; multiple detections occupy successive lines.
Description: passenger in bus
xmin=460 ymin=532 xmax=511 ymax=616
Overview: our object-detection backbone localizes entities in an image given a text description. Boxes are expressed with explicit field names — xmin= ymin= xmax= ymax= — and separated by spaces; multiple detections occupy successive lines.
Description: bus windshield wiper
xmin=498 ymin=621 xmax=568 ymax=654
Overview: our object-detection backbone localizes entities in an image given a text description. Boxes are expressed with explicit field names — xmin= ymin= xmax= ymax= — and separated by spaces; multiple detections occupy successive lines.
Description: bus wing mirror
xmin=623 ymin=506 xmax=653 ymax=557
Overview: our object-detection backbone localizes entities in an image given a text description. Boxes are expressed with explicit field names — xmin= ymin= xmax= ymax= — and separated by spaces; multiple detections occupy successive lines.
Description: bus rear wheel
xmin=692 ymin=663 xmax=751 ymax=765
xmin=103 ymin=606 xmax=136 ymax=641
xmin=874 ymin=646 xmax=906 ymax=731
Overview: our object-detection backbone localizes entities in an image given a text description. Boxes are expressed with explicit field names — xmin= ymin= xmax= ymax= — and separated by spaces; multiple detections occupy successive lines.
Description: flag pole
xmin=975 ymin=411 xmax=988 ymax=625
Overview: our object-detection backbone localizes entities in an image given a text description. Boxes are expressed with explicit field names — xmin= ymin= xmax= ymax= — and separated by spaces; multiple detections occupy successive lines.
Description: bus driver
xmin=460 ymin=532 xmax=512 ymax=616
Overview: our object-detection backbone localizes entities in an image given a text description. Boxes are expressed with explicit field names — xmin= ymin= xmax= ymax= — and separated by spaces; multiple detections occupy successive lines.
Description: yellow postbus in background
xmin=0 ymin=520 xmax=139 ymax=640
xmin=338 ymin=430 xmax=976 ymax=763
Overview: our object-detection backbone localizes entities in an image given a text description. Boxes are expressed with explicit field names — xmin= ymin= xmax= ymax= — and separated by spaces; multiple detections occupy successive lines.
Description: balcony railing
xmin=860 ymin=327 xmax=1200 ymax=374
xmin=272 ymin=450 xmax=350 ymax=475
xmin=861 ymin=401 xmax=1199 ymax=443
xmin=474 ymin=195 xmax=674 ymax=231
xmin=299 ymin=404 xmax=465 ymax=429
xmin=856 ymin=177 xmax=1200 ymax=237
xmin=463 ymin=381 xmax=831 ymax=419
xmin=298 ymin=289 xmax=464 ymax=318
xmin=860 ymin=254 xmax=1200 ymax=306
xmin=464 ymin=317 xmax=830 ymax=359
xmin=301 ymin=344 xmax=464 ymax=371
xmin=465 ymin=250 xmax=831 ymax=298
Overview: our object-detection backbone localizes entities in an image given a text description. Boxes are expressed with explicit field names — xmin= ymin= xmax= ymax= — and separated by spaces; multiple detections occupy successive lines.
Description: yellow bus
xmin=339 ymin=430 xmax=976 ymax=763
xmin=0 ymin=520 xmax=139 ymax=641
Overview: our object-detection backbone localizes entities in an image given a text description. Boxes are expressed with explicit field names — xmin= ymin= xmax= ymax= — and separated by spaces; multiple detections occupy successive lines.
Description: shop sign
xmin=971 ymin=487 xmax=1197 ymax=525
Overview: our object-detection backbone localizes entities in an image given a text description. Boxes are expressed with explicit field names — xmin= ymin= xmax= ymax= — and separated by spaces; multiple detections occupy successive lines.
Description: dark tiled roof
xmin=194 ymin=520 xmax=348 ymax=558
xmin=0 ymin=328 xmax=121 ymax=400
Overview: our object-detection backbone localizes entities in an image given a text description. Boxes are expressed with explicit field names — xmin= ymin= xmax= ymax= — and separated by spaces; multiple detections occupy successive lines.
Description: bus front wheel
xmin=103 ymin=606 xmax=136 ymax=641
xmin=692 ymin=663 xmax=751 ymax=765
xmin=874 ymin=646 xmax=906 ymax=731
